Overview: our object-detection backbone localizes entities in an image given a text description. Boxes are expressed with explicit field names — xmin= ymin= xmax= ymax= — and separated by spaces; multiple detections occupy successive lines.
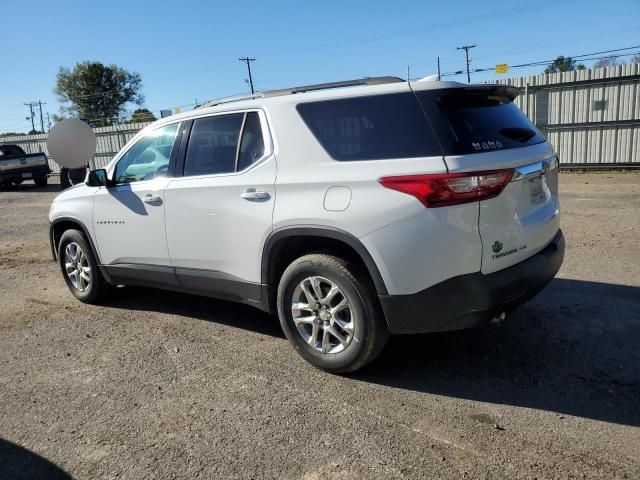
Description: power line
xmin=268 ymin=0 xmax=574 ymax=56
xmin=239 ymin=57 xmax=256 ymax=94
xmin=441 ymin=45 xmax=640 ymax=77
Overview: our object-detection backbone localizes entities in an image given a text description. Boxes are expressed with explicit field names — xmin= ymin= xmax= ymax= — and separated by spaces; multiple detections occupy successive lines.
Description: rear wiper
xmin=500 ymin=127 xmax=536 ymax=143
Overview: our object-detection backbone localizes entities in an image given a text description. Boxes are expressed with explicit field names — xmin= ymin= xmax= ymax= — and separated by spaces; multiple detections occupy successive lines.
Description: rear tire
xmin=277 ymin=254 xmax=389 ymax=374
xmin=34 ymin=176 xmax=47 ymax=187
xmin=58 ymin=229 xmax=110 ymax=304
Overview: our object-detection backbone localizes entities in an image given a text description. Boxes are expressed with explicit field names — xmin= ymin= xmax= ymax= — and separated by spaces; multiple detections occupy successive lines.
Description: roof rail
xmin=196 ymin=76 xmax=405 ymax=109
xmin=264 ymin=76 xmax=404 ymax=97
xmin=198 ymin=92 xmax=264 ymax=109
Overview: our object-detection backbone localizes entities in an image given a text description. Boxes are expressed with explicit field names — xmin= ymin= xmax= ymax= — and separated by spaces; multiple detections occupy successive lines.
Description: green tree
xmin=126 ymin=108 xmax=157 ymax=124
xmin=0 ymin=132 xmax=26 ymax=139
xmin=544 ymin=56 xmax=586 ymax=74
xmin=55 ymin=61 xmax=144 ymax=127
xmin=594 ymin=56 xmax=620 ymax=69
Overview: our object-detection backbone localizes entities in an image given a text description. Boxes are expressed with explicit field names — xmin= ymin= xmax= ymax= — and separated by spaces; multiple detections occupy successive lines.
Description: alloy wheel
xmin=64 ymin=242 xmax=91 ymax=292
xmin=291 ymin=276 xmax=355 ymax=354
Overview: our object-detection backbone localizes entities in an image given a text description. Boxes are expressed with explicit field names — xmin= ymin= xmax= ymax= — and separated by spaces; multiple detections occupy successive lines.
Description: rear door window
xmin=184 ymin=114 xmax=244 ymax=176
xmin=297 ymin=93 xmax=441 ymax=161
xmin=415 ymin=88 xmax=545 ymax=155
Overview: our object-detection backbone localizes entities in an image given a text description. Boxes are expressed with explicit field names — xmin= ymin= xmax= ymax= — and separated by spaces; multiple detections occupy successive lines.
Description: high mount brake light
xmin=379 ymin=170 xmax=514 ymax=208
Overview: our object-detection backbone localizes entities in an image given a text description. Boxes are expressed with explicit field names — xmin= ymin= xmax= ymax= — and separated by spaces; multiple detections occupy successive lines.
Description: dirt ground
xmin=0 ymin=172 xmax=639 ymax=480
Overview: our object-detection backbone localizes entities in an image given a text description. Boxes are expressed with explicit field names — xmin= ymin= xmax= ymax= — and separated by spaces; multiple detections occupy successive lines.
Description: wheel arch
xmin=50 ymin=217 xmax=101 ymax=264
xmin=261 ymin=226 xmax=388 ymax=313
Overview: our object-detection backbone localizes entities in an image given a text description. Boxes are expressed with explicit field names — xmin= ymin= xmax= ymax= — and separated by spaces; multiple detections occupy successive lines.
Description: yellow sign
xmin=495 ymin=64 xmax=509 ymax=74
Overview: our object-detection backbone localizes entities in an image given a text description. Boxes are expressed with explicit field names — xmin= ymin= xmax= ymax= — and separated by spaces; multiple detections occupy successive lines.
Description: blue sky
xmin=2 ymin=0 xmax=639 ymax=132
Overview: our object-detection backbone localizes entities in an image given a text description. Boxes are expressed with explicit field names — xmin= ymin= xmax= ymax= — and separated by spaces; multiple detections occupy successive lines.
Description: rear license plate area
xmin=529 ymin=176 xmax=545 ymax=204
xmin=22 ymin=172 xmax=32 ymax=178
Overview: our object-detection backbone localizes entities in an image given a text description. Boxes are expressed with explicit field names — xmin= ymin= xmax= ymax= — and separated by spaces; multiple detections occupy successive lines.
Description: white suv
xmin=49 ymin=77 xmax=564 ymax=373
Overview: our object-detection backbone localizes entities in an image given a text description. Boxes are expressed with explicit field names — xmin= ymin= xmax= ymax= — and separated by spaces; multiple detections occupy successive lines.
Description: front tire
xmin=277 ymin=254 xmax=389 ymax=373
xmin=58 ymin=229 xmax=110 ymax=304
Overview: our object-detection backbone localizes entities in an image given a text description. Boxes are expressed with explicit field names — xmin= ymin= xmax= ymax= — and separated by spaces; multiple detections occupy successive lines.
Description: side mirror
xmin=86 ymin=169 xmax=109 ymax=187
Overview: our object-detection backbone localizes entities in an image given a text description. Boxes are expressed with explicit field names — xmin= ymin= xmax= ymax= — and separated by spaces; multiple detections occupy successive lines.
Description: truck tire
xmin=34 ymin=176 xmax=47 ymax=187
xmin=277 ymin=254 xmax=389 ymax=374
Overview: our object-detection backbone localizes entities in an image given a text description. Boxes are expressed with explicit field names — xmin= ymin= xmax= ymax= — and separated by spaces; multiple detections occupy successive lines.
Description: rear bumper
xmin=0 ymin=164 xmax=50 ymax=181
xmin=379 ymin=229 xmax=565 ymax=334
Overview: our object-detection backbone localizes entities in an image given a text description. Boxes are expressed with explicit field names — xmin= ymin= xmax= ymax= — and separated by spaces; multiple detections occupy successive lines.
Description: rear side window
xmin=238 ymin=112 xmax=265 ymax=171
xmin=297 ymin=93 xmax=441 ymax=161
xmin=415 ymin=89 xmax=545 ymax=155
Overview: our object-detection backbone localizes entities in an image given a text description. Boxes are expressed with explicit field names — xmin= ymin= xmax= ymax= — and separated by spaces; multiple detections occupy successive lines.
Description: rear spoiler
xmin=435 ymin=85 xmax=520 ymax=106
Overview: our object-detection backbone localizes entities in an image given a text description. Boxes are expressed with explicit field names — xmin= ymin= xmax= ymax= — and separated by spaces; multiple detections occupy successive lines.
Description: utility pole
xmin=239 ymin=57 xmax=256 ymax=94
xmin=46 ymin=112 xmax=51 ymax=132
xmin=456 ymin=45 xmax=476 ymax=83
xmin=37 ymin=101 xmax=46 ymax=133
xmin=24 ymin=102 xmax=36 ymax=132
xmin=437 ymin=56 xmax=441 ymax=80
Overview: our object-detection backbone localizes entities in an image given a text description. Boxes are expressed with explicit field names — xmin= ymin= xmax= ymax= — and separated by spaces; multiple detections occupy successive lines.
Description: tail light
xmin=379 ymin=170 xmax=514 ymax=208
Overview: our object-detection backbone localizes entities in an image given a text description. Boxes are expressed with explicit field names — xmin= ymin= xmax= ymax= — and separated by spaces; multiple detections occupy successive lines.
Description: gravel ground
xmin=0 ymin=173 xmax=639 ymax=480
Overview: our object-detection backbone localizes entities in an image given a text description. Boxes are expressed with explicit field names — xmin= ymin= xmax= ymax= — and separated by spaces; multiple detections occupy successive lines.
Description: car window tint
xmin=114 ymin=123 xmax=179 ymax=184
xmin=415 ymin=89 xmax=545 ymax=155
xmin=296 ymin=93 xmax=441 ymax=161
xmin=237 ymin=112 xmax=265 ymax=171
xmin=184 ymin=114 xmax=244 ymax=176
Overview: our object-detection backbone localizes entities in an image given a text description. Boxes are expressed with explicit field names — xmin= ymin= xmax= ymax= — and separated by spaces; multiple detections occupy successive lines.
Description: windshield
xmin=415 ymin=88 xmax=545 ymax=155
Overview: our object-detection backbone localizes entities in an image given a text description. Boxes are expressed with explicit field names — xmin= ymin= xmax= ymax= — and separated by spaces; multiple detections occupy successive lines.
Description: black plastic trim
xmin=101 ymin=263 xmax=268 ymax=311
xmin=379 ymin=230 xmax=565 ymax=334
xmin=104 ymin=264 xmax=180 ymax=289
xmin=261 ymin=226 xmax=388 ymax=295
xmin=175 ymin=267 xmax=263 ymax=305
xmin=170 ymin=120 xmax=192 ymax=178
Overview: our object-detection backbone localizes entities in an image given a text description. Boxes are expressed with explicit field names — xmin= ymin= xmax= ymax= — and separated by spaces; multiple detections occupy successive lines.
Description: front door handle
xmin=240 ymin=189 xmax=270 ymax=201
xmin=143 ymin=194 xmax=162 ymax=204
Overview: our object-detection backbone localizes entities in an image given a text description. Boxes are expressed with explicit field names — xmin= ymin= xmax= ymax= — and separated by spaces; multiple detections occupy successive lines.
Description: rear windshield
xmin=0 ymin=145 xmax=26 ymax=156
xmin=415 ymin=88 xmax=545 ymax=155
xmin=296 ymin=93 xmax=441 ymax=161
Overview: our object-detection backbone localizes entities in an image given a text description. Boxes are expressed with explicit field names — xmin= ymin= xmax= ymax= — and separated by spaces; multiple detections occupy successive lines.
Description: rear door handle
xmin=143 ymin=194 xmax=162 ymax=204
xmin=240 ymin=189 xmax=270 ymax=201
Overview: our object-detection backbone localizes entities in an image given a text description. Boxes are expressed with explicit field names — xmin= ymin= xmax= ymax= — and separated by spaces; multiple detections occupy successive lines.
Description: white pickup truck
xmin=0 ymin=144 xmax=50 ymax=187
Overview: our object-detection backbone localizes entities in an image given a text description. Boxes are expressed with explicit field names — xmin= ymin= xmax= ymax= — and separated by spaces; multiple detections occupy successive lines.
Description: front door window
xmin=114 ymin=123 xmax=179 ymax=183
